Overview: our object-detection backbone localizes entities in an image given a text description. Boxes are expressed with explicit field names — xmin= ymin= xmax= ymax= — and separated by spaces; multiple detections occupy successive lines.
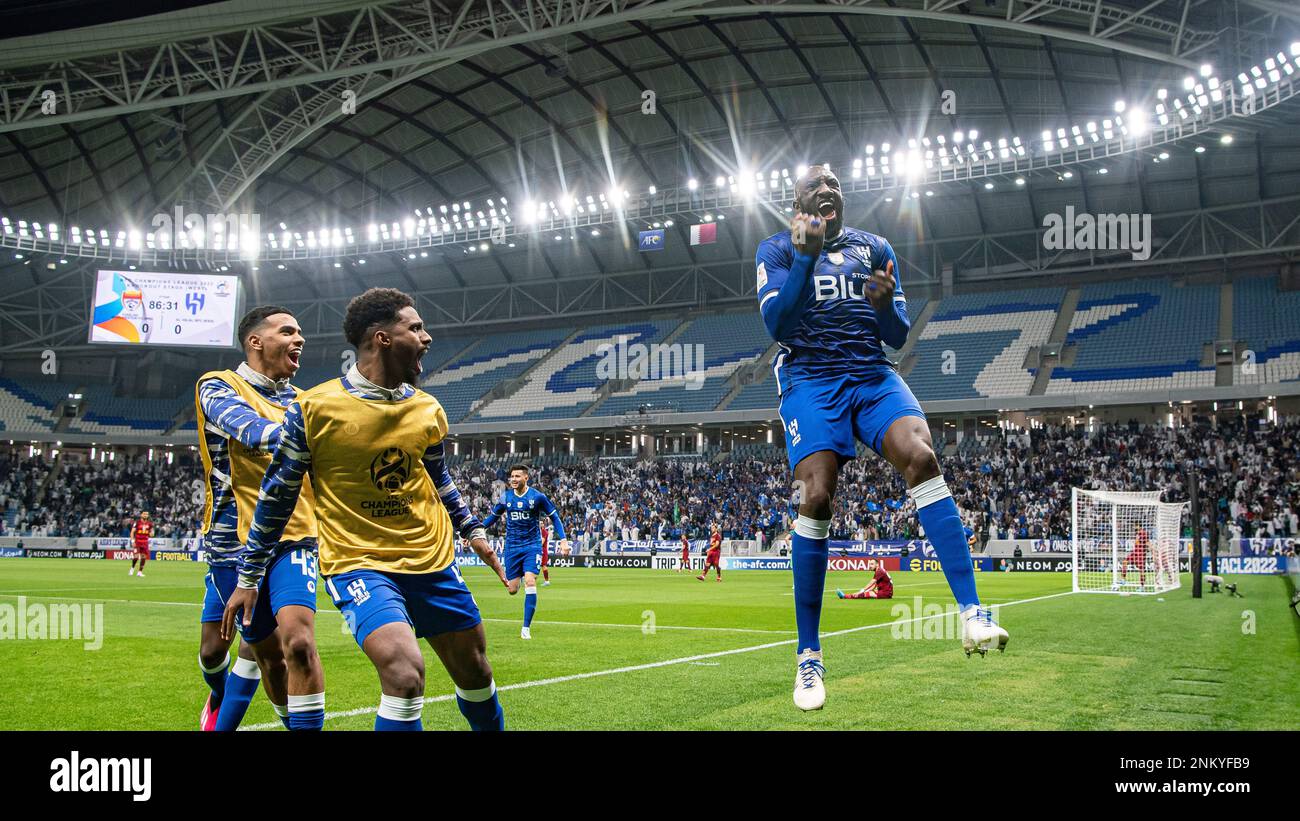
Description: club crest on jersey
xmin=827 ymin=251 xmax=844 ymax=265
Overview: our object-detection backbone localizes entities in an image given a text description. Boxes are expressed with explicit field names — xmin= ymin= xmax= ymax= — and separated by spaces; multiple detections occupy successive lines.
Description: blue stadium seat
xmin=596 ymin=312 xmax=769 ymax=415
xmin=1232 ymin=275 xmax=1300 ymax=384
xmin=69 ymin=387 xmax=183 ymax=434
xmin=421 ymin=327 xmax=575 ymax=422
xmin=470 ymin=320 xmax=680 ymax=422
xmin=908 ymin=287 xmax=1064 ymax=399
xmin=1048 ymin=280 xmax=1217 ymax=393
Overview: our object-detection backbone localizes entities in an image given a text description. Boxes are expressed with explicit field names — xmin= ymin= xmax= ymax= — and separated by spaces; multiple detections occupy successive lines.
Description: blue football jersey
xmin=756 ymin=226 xmax=907 ymax=393
xmin=483 ymin=487 xmax=564 ymax=550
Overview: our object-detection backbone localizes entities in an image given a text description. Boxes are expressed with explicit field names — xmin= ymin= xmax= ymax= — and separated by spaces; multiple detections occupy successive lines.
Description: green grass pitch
xmin=0 ymin=559 xmax=1295 ymax=730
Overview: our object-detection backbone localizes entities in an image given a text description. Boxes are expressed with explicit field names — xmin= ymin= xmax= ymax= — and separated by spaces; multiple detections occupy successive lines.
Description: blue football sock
xmin=791 ymin=516 xmax=830 ymax=654
xmin=456 ymin=682 xmax=505 ymax=731
xmin=910 ymin=476 xmax=980 ymax=611
xmin=287 ymin=692 xmax=324 ymax=731
xmin=199 ymin=651 xmax=229 ymax=709
xmin=271 ymin=702 xmax=290 ymax=730
xmin=523 ymin=585 xmax=537 ymax=628
xmin=213 ymin=656 xmax=260 ymax=731
xmin=374 ymin=694 xmax=423 ymax=731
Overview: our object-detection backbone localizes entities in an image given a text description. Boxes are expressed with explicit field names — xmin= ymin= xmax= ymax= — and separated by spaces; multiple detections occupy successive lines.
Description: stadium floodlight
xmin=1183 ymin=75 xmax=1195 ymax=90
xmin=687 ymin=178 xmax=698 ymax=190
xmin=984 ymin=182 xmax=994 ymax=189
xmin=1114 ymin=100 xmax=1126 ymax=113
xmin=1072 ymin=488 xmax=1184 ymax=595
xmin=1221 ymin=134 xmax=1234 ymax=144
xmin=1062 ymin=170 xmax=1073 ymax=178
xmin=648 ymin=185 xmax=657 ymax=195
xmin=1200 ymin=63 xmax=1212 ymax=77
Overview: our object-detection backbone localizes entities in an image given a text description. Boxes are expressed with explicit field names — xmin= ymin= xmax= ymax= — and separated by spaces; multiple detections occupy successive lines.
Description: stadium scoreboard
xmin=89 ymin=270 xmax=241 ymax=348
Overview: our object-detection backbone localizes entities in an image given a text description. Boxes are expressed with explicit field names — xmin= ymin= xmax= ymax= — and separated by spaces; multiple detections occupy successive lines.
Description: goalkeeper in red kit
xmin=1121 ymin=526 xmax=1150 ymax=586
xmin=128 ymin=511 xmax=153 ymax=577
xmin=836 ymin=559 xmax=893 ymax=599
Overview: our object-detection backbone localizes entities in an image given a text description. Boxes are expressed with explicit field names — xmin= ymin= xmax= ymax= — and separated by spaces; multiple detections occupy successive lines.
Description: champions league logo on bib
xmin=363 ymin=447 xmax=416 ymax=519
xmin=369 ymin=447 xmax=411 ymax=491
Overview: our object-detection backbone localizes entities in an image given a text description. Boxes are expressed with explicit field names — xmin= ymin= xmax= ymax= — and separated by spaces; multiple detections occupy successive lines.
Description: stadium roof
xmin=1 ymin=0 xmax=1299 ymax=352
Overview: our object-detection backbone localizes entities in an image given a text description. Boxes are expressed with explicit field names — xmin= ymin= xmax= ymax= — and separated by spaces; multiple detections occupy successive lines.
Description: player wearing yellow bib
xmin=197 ymin=306 xmax=323 ymax=731
xmin=223 ymin=288 xmax=508 ymax=731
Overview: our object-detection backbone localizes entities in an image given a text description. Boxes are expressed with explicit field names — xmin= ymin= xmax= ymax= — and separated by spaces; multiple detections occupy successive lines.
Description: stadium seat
xmin=907 ymin=287 xmax=1065 ymax=400
xmin=1232 ymin=275 xmax=1300 ymax=385
xmin=1047 ymin=280 xmax=1217 ymax=394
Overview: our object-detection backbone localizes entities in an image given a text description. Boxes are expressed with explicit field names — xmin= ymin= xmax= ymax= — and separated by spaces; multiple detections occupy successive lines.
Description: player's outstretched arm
xmin=540 ymin=493 xmax=567 ymax=540
xmin=420 ymin=442 xmax=508 ymax=586
xmin=480 ymin=499 xmax=505 ymax=530
xmin=757 ymin=214 xmax=825 ymax=342
xmin=238 ymin=401 xmax=311 ymax=588
xmin=198 ymin=377 xmax=284 ymax=451
xmin=866 ymin=242 xmax=911 ymax=350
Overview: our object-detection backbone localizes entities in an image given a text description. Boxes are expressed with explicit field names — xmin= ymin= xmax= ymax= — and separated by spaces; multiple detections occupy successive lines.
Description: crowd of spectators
xmin=1 ymin=416 xmax=1296 ymax=550
xmin=0 ymin=454 xmax=202 ymax=538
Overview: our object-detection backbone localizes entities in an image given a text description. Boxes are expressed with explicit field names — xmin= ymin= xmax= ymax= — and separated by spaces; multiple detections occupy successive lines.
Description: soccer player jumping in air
xmin=226 ymin=288 xmax=508 ymax=731
xmin=757 ymin=165 xmax=1008 ymax=712
xmin=200 ymin=306 xmax=323 ymax=731
xmin=481 ymin=465 xmax=568 ymax=639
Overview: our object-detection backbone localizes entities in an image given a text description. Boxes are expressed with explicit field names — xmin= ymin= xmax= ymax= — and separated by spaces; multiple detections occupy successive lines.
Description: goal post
xmin=1072 ymin=487 xmax=1185 ymax=595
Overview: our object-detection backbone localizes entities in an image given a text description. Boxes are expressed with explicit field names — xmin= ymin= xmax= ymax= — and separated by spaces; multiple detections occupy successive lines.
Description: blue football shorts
xmin=777 ymin=365 xmax=926 ymax=471
xmin=325 ymin=564 xmax=481 ymax=648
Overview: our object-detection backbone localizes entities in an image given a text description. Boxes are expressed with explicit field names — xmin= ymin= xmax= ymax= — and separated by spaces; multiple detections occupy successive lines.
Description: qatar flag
xmin=689 ymin=223 xmax=717 ymax=245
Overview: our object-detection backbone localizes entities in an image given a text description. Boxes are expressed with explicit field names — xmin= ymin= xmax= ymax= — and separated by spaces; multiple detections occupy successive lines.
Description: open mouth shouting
xmin=816 ymin=196 xmax=839 ymax=221
xmin=287 ymin=347 xmax=302 ymax=369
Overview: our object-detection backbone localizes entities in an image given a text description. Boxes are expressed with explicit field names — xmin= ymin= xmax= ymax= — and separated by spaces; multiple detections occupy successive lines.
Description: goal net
xmin=1072 ymin=488 xmax=1184 ymax=595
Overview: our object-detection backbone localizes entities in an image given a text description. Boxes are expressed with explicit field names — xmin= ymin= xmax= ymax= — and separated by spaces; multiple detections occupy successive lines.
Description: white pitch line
xmin=0 ymin=592 xmax=790 ymax=639
xmin=0 ymin=593 xmax=200 ymax=608
xmin=0 ymin=585 xmax=193 ymax=595
xmin=242 ymin=589 xmax=1076 ymax=730
xmin=481 ymin=617 xmax=791 ymax=635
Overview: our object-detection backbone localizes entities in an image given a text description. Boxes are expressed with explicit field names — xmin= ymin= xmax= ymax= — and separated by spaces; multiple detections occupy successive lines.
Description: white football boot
xmin=961 ymin=605 xmax=1009 ymax=657
xmin=793 ymin=649 xmax=826 ymax=711
xmin=521 ymin=626 xmax=532 ymax=640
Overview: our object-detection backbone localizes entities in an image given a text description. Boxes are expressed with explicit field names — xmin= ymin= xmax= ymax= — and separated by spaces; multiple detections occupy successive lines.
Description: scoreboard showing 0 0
xmin=89 ymin=270 xmax=241 ymax=348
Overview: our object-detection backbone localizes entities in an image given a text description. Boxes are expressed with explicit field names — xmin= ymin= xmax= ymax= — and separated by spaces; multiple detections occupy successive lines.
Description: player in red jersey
xmin=128 ymin=511 xmax=153 ymax=577
xmin=1121 ymin=526 xmax=1150 ymax=586
xmin=836 ymin=559 xmax=893 ymax=599
xmin=539 ymin=521 xmax=551 ymax=586
xmin=697 ymin=526 xmax=722 ymax=582
xmin=677 ymin=531 xmax=691 ymax=573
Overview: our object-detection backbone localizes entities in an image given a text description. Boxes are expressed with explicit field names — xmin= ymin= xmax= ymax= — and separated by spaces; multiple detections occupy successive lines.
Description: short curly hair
xmin=343 ymin=288 xmax=414 ymax=348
